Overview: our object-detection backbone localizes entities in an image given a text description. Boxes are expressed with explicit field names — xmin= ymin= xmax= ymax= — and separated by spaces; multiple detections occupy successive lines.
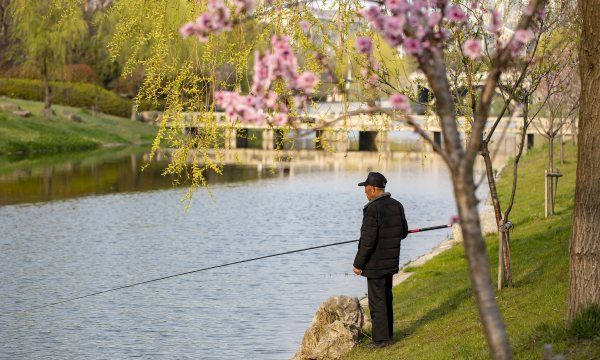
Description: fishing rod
xmin=15 ymin=217 xmax=458 ymax=314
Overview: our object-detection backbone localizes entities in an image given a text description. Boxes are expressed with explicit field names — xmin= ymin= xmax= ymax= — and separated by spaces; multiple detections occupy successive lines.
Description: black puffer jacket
xmin=353 ymin=193 xmax=408 ymax=278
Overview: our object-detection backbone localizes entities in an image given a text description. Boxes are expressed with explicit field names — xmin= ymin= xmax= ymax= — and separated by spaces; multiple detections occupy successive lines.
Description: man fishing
xmin=353 ymin=171 xmax=408 ymax=349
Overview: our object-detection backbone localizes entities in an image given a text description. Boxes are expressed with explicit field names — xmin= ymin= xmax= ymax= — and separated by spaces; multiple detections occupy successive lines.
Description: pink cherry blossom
xmin=179 ymin=22 xmax=195 ymax=37
xmin=299 ymin=20 xmax=310 ymax=34
xmin=252 ymin=52 xmax=273 ymax=94
xmin=359 ymin=6 xmax=385 ymax=31
xmin=356 ymin=37 xmax=373 ymax=55
xmin=212 ymin=35 xmax=318 ymax=125
xmin=427 ymin=12 xmax=442 ymax=28
xmin=403 ymin=37 xmax=422 ymax=56
xmin=385 ymin=0 xmax=409 ymax=13
xmin=296 ymin=71 xmax=318 ymax=94
xmin=359 ymin=6 xmax=381 ymax=22
xmin=272 ymin=113 xmax=288 ymax=125
xmin=390 ymin=93 xmax=410 ymax=112
xmin=509 ymin=29 xmax=534 ymax=57
xmin=233 ymin=0 xmax=253 ymax=15
xmin=488 ymin=10 xmax=502 ymax=33
xmin=463 ymin=39 xmax=482 ymax=59
xmin=265 ymin=91 xmax=278 ymax=109
xmin=383 ymin=16 xmax=405 ymax=38
xmin=415 ymin=25 xmax=427 ymax=40
xmin=215 ymin=91 xmax=234 ymax=108
xmin=446 ymin=6 xmax=467 ymax=23
xmin=514 ymin=29 xmax=533 ymax=44
xmin=178 ymin=0 xmax=232 ymax=43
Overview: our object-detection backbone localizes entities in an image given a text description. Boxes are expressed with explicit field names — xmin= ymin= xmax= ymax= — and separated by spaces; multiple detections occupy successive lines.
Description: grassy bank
xmin=0 ymin=98 xmax=156 ymax=160
xmin=347 ymin=144 xmax=600 ymax=359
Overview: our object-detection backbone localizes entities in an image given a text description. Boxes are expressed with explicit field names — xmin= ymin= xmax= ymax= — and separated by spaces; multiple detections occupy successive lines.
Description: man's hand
xmin=353 ymin=267 xmax=362 ymax=275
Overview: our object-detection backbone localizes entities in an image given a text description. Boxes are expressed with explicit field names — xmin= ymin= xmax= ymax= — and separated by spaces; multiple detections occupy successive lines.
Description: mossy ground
xmin=347 ymin=144 xmax=600 ymax=359
xmin=0 ymin=97 xmax=156 ymax=161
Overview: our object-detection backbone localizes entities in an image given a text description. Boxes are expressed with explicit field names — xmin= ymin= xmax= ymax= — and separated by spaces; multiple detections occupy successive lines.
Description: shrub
xmin=2 ymin=64 xmax=42 ymax=79
xmin=4 ymin=137 xmax=100 ymax=157
xmin=0 ymin=78 xmax=132 ymax=117
xmin=57 ymin=64 xmax=97 ymax=83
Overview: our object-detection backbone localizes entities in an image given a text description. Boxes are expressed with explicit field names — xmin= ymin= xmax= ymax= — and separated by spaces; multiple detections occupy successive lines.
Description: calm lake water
xmin=0 ymin=148 xmax=459 ymax=359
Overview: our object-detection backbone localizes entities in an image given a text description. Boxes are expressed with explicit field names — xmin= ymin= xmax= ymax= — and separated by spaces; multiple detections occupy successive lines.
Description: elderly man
xmin=353 ymin=171 xmax=408 ymax=349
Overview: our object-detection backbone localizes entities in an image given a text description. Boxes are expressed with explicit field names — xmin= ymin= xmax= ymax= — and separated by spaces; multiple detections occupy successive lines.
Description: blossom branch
xmin=466 ymin=0 xmax=547 ymax=168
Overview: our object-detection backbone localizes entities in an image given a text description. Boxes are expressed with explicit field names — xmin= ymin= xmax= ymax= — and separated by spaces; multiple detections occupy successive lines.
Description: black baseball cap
xmin=358 ymin=172 xmax=387 ymax=188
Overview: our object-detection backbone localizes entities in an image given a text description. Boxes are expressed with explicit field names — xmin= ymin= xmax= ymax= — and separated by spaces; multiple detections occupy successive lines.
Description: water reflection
xmin=0 ymin=147 xmax=281 ymax=206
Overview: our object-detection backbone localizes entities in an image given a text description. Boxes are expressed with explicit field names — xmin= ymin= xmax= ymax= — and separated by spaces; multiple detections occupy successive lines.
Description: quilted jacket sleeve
xmin=400 ymin=203 xmax=409 ymax=240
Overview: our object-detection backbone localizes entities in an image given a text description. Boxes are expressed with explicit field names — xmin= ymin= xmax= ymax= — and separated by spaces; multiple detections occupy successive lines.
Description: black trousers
xmin=367 ymin=274 xmax=394 ymax=342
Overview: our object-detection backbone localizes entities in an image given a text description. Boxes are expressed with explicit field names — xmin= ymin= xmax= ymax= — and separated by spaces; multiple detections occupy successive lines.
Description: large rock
xmin=0 ymin=103 xmax=21 ymax=112
xmin=64 ymin=112 xmax=83 ymax=122
xmin=12 ymin=110 xmax=32 ymax=117
xmin=139 ymin=111 xmax=162 ymax=124
xmin=292 ymin=296 xmax=364 ymax=360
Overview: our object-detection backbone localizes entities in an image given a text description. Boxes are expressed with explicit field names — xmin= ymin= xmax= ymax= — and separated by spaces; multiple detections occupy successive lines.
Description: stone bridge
xmin=140 ymin=109 xmax=572 ymax=153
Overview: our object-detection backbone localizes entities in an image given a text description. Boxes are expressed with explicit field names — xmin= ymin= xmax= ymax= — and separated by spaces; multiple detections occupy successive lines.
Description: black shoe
xmin=365 ymin=339 xmax=394 ymax=349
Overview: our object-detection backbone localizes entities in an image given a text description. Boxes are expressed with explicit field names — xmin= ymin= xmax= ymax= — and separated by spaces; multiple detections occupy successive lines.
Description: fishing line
xmin=11 ymin=218 xmax=457 ymax=314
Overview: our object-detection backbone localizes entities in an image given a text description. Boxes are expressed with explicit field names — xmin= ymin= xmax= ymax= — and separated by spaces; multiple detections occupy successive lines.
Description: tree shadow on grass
xmin=394 ymin=287 xmax=472 ymax=340
xmin=512 ymin=265 xmax=545 ymax=288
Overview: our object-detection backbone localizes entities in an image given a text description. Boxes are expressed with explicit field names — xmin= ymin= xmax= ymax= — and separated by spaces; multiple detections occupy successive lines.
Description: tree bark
xmin=42 ymin=57 xmax=53 ymax=118
xmin=481 ymin=141 xmax=512 ymax=289
xmin=560 ymin=126 xmax=564 ymax=166
xmin=453 ymin=168 xmax=513 ymax=360
xmin=548 ymin=136 xmax=554 ymax=172
xmin=568 ymin=0 xmax=600 ymax=322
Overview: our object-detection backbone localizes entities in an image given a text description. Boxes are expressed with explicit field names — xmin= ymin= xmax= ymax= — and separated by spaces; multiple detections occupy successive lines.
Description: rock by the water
xmin=1 ymin=103 xmax=21 ymax=112
xmin=12 ymin=110 xmax=32 ymax=117
xmin=65 ymin=112 xmax=83 ymax=122
xmin=292 ymin=296 xmax=364 ymax=360
xmin=140 ymin=111 xmax=162 ymax=124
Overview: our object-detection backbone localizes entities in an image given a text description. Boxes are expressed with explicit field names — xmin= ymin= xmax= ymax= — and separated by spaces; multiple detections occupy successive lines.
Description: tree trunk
xmin=42 ymin=57 xmax=52 ymax=118
xmin=481 ymin=141 xmax=512 ymax=289
xmin=453 ymin=167 xmax=513 ymax=360
xmin=502 ymin=116 xmax=530 ymax=286
xmin=548 ymin=136 xmax=554 ymax=172
xmin=560 ymin=127 xmax=564 ymax=166
xmin=568 ymin=0 xmax=600 ymax=322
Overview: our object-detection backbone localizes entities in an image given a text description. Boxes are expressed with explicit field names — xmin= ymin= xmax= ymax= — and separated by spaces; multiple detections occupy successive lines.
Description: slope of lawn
xmin=347 ymin=144 xmax=600 ymax=359
xmin=0 ymin=97 xmax=156 ymax=159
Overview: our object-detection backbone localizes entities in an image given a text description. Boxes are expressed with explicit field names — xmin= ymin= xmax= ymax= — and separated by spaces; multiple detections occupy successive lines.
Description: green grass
xmin=0 ymin=97 xmax=157 ymax=159
xmin=346 ymin=144 xmax=600 ymax=359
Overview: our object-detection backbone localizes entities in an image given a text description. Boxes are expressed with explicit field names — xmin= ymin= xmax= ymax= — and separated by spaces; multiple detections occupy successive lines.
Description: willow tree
xmin=106 ymin=0 xmax=320 ymax=197
xmin=0 ymin=0 xmax=10 ymax=63
xmin=10 ymin=0 xmax=87 ymax=117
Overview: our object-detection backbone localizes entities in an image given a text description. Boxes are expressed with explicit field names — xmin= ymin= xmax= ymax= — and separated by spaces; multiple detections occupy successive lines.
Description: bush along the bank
xmin=0 ymin=78 xmax=132 ymax=117
xmin=4 ymin=136 xmax=100 ymax=158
